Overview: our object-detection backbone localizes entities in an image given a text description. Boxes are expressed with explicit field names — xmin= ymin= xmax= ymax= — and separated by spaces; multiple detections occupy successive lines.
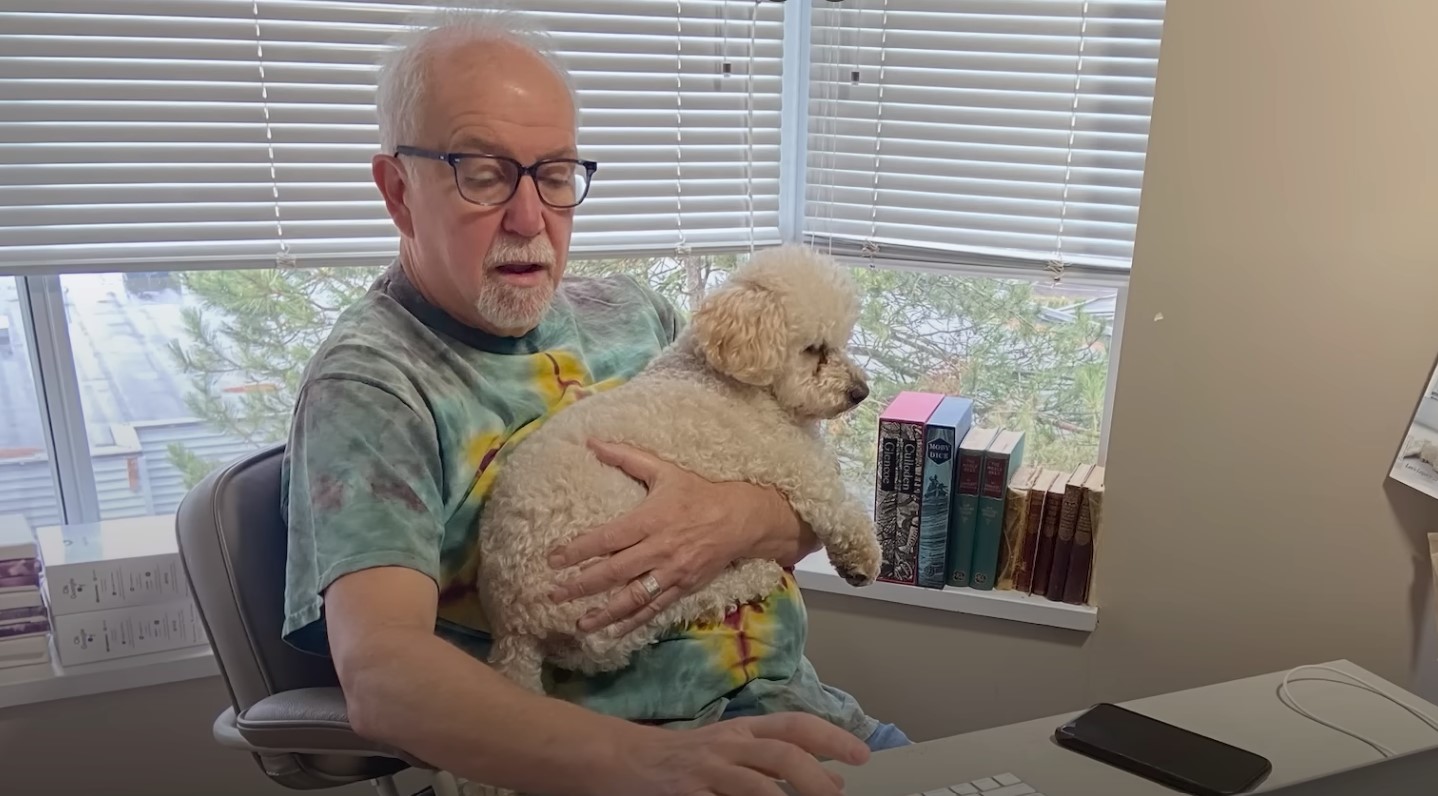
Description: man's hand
xmin=545 ymin=439 xmax=820 ymax=635
xmin=602 ymin=713 xmax=870 ymax=796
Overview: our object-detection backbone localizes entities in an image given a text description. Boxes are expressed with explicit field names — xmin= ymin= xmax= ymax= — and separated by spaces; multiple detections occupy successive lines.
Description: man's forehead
xmin=449 ymin=133 xmax=577 ymax=161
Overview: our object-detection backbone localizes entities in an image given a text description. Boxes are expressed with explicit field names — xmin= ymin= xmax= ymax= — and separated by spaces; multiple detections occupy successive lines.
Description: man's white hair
xmin=375 ymin=2 xmax=579 ymax=153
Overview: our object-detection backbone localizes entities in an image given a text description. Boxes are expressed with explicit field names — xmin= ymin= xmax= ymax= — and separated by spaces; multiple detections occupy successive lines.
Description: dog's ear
xmin=691 ymin=279 xmax=787 ymax=386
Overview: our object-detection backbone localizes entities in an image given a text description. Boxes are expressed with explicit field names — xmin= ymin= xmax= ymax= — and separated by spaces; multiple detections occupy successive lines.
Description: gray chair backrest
xmin=176 ymin=442 xmax=339 ymax=714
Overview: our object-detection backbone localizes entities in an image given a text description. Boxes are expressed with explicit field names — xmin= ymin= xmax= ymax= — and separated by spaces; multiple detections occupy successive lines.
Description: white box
xmin=51 ymin=600 xmax=208 ymax=666
xmin=35 ymin=515 xmax=190 ymax=616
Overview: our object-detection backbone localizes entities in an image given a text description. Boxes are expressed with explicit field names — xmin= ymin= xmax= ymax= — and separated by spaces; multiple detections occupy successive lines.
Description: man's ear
xmin=372 ymin=154 xmax=415 ymax=239
xmin=691 ymin=280 xmax=787 ymax=386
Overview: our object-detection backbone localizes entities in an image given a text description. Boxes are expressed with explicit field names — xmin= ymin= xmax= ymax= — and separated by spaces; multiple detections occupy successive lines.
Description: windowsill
xmin=0 ymin=639 xmax=218 ymax=711
xmin=0 ymin=516 xmax=1094 ymax=711
xmin=791 ymin=554 xmax=1098 ymax=633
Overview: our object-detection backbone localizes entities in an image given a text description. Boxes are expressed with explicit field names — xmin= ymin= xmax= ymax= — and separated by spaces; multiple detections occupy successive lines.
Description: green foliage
xmin=167 ymin=254 xmax=1110 ymax=493
xmin=573 ymin=256 xmax=1111 ymax=489
xmin=165 ymin=265 xmax=384 ymax=486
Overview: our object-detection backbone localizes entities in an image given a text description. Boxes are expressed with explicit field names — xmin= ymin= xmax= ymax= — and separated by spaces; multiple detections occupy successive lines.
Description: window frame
xmin=13 ymin=3 xmax=1134 ymax=526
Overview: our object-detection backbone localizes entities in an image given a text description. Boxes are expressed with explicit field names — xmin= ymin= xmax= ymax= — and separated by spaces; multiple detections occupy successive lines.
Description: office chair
xmin=175 ymin=443 xmax=460 ymax=796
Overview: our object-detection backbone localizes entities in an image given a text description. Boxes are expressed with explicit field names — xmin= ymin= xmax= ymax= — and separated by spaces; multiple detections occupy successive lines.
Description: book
xmin=0 ymin=558 xmax=41 ymax=579
xmin=1062 ymin=465 xmax=1107 ymax=605
xmin=995 ymin=466 xmax=1039 ymax=591
xmin=916 ymin=396 xmax=974 ymax=588
xmin=1012 ymin=469 xmax=1061 ymax=593
xmin=0 ymin=514 xmax=37 ymax=561
xmin=970 ymin=430 xmax=1026 ymax=590
xmin=875 ymin=392 xmax=946 ymax=585
xmin=1045 ymin=464 xmax=1095 ymax=601
xmin=35 ymin=515 xmax=190 ymax=616
xmin=1029 ymin=468 xmax=1070 ymax=596
xmin=0 ymin=633 xmax=50 ymax=671
xmin=0 ymin=574 xmax=40 ymax=590
xmin=51 ymin=599 xmax=208 ymax=667
xmin=947 ymin=426 xmax=998 ymax=587
xmin=0 ymin=618 xmax=50 ymax=639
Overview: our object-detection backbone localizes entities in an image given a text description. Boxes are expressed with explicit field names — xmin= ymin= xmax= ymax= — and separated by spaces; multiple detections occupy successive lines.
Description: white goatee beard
xmin=475 ymin=236 xmax=559 ymax=334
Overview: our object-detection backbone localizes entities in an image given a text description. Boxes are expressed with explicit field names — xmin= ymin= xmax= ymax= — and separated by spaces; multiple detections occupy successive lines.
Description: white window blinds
xmin=805 ymin=0 xmax=1165 ymax=273
xmin=0 ymin=0 xmax=783 ymax=274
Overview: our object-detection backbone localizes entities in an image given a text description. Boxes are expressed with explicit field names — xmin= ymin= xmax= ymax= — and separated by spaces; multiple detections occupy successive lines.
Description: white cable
xmin=1278 ymin=664 xmax=1438 ymax=759
xmin=251 ymin=0 xmax=293 ymax=268
xmin=743 ymin=0 xmax=757 ymax=255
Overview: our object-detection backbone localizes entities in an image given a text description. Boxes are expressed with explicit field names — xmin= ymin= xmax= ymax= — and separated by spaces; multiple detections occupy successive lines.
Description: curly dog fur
xmin=476 ymin=244 xmax=883 ymax=694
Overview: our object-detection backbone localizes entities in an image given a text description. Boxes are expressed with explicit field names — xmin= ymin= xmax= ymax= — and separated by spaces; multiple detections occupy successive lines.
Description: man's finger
xmin=576 ymin=575 xmax=652 ymax=632
xmin=551 ymin=543 xmax=662 ymax=603
xmin=548 ymin=515 xmax=651 ymax=569
xmin=742 ymin=714 xmax=871 ymax=767
xmin=587 ymin=438 xmax=666 ymax=485
xmin=735 ymin=739 xmax=844 ymax=796
xmin=609 ymin=582 xmax=682 ymax=637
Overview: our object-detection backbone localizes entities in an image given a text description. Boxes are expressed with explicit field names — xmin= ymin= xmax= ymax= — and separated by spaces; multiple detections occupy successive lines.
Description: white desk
xmin=825 ymin=660 xmax=1438 ymax=796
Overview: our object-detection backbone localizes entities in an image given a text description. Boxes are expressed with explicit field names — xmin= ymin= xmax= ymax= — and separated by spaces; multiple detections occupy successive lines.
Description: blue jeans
xmin=864 ymin=722 xmax=913 ymax=751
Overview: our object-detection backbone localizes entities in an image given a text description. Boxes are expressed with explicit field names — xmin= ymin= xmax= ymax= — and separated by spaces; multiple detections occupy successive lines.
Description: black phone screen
xmin=1055 ymin=703 xmax=1272 ymax=795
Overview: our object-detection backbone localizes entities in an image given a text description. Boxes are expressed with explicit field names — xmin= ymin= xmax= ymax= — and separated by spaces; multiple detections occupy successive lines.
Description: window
xmin=0 ymin=278 xmax=65 ymax=529
xmin=2 ymin=1 xmax=1162 ymax=526
xmin=55 ymin=266 xmax=383 ymax=519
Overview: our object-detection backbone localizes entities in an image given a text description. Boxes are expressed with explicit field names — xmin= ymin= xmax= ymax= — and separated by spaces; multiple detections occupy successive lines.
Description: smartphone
xmin=1054 ymin=703 xmax=1272 ymax=796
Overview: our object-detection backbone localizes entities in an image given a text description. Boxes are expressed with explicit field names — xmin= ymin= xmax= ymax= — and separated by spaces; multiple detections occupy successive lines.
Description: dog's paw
xmin=831 ymin=539 xmax=881 ymax=587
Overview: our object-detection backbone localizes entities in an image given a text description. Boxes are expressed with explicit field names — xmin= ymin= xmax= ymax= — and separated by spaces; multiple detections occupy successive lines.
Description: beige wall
xmin=4 ymin=0 xmax=1438 ymax=792
xmin=807 ymin=0 xmax=1438 ymax=743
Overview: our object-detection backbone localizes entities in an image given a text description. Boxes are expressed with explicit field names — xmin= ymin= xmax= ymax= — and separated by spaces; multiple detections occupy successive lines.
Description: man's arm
xmin=326 ymin=566 xmax=866 ymax=796
xmin=325 ymin=566 xmax=624 ymax=791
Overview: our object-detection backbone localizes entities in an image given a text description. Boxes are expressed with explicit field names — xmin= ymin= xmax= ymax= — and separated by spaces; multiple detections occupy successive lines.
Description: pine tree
xmin=167 ymin=255 xmax=1110 ymax=490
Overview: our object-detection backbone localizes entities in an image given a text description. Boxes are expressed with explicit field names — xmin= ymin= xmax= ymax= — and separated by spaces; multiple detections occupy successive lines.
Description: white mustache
xmin=486 ymin=237 xmax=556 ymax=269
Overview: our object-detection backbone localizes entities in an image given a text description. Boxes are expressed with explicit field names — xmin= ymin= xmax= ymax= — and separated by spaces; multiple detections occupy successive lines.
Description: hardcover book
xmin=1029 ymin=468 xmax=1070 ymax=596
xmin=916 ymin=396 xmax=974 ymax=588
xmin=970 ymin=430 xmax=1026 ymax=590
xmin=1012 ymin=469 xmax=1061 ymax=593
xmin=1062 ymin=465 xmax=1107 ymax=605
xmin=875 ymin=392 xmax=945 ymax=585
xmin=995 ymin=466 xmax=1039 ymax=591
xmin=947 ymin=426 xmax=998 ymax=587
xmin=1045 ymin=464 xmax=1094 ymax=600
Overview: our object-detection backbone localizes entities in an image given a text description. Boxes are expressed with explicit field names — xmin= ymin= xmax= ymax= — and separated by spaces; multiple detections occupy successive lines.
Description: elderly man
xmin=281 ymin=6 xmax=905 ymax=795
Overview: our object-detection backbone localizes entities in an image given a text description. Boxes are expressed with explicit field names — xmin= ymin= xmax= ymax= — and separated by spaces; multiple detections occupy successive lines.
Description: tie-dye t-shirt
xmin=280 ymin=262 xmax=876 ymax=739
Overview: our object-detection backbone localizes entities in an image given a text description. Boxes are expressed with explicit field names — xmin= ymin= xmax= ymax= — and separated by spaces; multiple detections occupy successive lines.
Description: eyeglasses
xmin=394 ymin=145 xmax=598 ymax=209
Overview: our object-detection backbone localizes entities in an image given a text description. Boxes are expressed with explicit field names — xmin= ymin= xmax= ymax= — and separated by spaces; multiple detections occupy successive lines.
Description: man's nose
xmin=848 ymin=382 xmax=870 ymax=405
xmin=502 ymin=176 xmax=546 ymax=238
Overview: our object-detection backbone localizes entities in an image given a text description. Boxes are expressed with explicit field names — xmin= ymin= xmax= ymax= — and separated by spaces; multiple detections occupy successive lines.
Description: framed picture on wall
xmin=1391 ymin=360 xmax=1438 ymax=499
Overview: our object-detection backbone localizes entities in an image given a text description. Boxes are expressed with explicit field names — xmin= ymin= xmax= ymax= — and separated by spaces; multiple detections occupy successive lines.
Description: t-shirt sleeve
xmin=627 ymin=275 xmax=686 ymax=344
xmin=281 ymin=374 xmax=445 ymax=655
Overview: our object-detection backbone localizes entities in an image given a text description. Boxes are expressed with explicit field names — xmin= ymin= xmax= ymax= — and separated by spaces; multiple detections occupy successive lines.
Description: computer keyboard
xmin=912 ymin=772 xmax=1043 ymax=796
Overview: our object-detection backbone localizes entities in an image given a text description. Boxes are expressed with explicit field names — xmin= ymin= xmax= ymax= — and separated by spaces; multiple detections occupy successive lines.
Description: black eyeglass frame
xmin=394 ymin=145 xmax=598 ymax=209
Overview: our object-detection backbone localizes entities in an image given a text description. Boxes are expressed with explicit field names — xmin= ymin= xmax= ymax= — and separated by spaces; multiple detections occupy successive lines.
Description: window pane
xmin=0 ymin=277 xmax=65 ymax=528
xmin=833 ymin=269 xmax=1114 ymax=497
xmin=59 ymin=267 xmax=384 ymax=520
xmin=572 ymin=257 xmax=1114 ymax=497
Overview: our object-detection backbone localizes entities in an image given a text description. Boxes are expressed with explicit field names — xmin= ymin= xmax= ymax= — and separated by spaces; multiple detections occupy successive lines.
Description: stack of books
xmin=872 ymin=391 xmax=1105 ymax=606
xmin=36 ymin=515 xmax=208 ymax=667
xmin=0 ymin=515 xmax=52 ymax=672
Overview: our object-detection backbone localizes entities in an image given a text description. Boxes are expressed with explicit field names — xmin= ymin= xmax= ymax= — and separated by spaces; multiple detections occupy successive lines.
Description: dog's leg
xmin=754 ymin=446 xmax=882 ymax=587
xmin=488 ymin=632 xmax=546 ymax=694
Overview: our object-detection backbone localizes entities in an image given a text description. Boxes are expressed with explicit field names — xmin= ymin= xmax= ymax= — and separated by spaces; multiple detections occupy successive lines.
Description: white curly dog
xmin=477 ymin=244 xmax=883 ymax=694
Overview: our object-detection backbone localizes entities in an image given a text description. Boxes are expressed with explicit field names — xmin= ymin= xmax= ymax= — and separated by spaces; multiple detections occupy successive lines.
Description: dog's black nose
xmin=848 ymin=383 xmax=870 ymax=405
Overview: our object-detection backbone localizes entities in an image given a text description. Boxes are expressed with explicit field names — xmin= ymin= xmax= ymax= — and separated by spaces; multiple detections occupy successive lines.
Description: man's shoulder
xmin=300 ymin=283 xmax=438 ymax=388
xmin=560 ymin=272 xmax=684 ymax=344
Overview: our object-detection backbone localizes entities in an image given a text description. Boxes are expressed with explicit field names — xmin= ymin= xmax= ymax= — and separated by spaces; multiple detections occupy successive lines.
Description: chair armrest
xmin=225 ymin=686 xmax=423 ymax=765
